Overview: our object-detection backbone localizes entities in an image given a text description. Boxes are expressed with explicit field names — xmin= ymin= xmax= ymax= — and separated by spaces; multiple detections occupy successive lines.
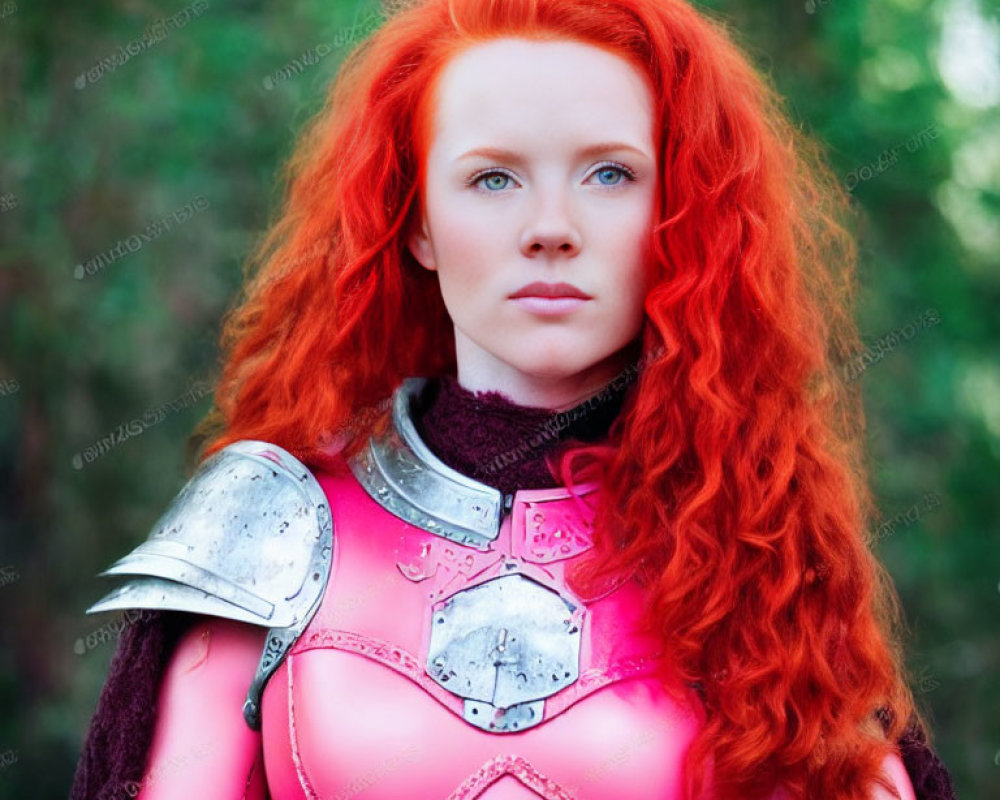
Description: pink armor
xmin=258 ymin=462 xmax=702 ymax=799
xmin=125 ymin=377 xmax=915 ymax=799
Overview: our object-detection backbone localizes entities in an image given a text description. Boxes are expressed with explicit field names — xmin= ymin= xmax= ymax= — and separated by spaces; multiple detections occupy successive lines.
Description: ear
xmin=406 ymin=215 xmax=437 ymax=272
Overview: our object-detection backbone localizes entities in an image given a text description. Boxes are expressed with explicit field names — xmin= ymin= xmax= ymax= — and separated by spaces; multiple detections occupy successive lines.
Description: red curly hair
xmin=192 ymin=0 xmax=919 ymax=797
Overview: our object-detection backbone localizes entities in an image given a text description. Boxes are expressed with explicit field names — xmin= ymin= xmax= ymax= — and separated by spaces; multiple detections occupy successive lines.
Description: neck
xmin=412 ymin=356 xmax=641 ymax=496
xmin=452 ymin=336 xmax=644 ymax=410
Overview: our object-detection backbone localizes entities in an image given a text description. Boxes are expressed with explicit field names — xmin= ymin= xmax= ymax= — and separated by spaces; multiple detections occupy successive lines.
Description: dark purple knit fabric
xmin=879 ymin=706 xmax=957 ymax=800
xmin=69 ymin=610 xmax=198 ymax=800
xmin=898 ymin=719 xmax=957 ymax=800
xmin=412 ymin=369 xmax=637 ymax=496
xmin=69 ymin=370 xmax=956 ymax=800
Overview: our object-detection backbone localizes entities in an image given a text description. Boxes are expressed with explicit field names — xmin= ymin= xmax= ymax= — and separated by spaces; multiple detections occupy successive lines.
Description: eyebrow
xmin=455 ymin=141 xmax=651 ymax=163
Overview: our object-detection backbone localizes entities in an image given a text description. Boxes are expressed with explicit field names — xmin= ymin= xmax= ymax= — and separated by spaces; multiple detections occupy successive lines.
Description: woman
xmin=71 ymin=0 xmax=956 ymax=798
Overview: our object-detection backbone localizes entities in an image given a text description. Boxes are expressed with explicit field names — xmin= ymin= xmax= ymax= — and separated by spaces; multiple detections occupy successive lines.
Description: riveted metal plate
xmin=426 ymin=574 xmax=583 ymax=732
xmin=347 ymin=377 xmax=504 ymax=550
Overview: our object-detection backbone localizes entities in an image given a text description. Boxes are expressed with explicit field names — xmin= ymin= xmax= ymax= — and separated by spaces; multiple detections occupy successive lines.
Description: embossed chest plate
xmin=263 ymin=377 xmax=695 ymax=800
xmin=428 ymin=573 xmax=583 ymax=732
xmin=341 ymin=378 xmax=642 ymax=732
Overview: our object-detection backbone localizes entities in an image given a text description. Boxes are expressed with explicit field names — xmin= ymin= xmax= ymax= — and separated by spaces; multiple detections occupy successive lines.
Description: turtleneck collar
xmin=411 ymin=361 xmax=640 ymax=497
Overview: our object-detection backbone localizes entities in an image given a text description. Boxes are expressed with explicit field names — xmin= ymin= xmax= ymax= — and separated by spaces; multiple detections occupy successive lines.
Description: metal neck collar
xmin=346 ymin=377 xmax=598 ymax=550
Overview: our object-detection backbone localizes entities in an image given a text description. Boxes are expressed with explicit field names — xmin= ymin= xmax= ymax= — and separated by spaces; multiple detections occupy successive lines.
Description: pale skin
xmin=406 ymin=37 xmax=658 ymax=411
xmin=135 ymin=37 xmax=916 ymax=800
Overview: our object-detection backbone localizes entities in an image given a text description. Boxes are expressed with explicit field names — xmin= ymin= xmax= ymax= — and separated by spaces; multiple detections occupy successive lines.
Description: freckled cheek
xmin=431 ymin=204 xmax=508 ymax=287
xmin=588 ymin=196 xmax=654 ymax=247
xmin=431 ymin=191 xmax=499 ymax=241
xmin=603 ymin=218 xmax=655 ymax=320
xmin=429 ymin=231 xmax=506 ymax=314
xmin=618 ymin=201 xmax=658 ymax=268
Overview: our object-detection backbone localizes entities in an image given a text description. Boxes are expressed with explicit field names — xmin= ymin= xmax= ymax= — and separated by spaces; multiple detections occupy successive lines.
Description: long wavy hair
xmin=191 ymin=0 xmax=919 ymax=797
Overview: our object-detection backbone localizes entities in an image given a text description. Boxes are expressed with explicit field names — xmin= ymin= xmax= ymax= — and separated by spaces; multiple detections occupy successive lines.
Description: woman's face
xmin=407 ymin=37 xmax=658 ymax=409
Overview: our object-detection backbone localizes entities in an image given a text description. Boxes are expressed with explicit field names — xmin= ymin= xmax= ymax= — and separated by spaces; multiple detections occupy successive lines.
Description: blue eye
xmin=477 ymin=171 xmax=512 ymax=191
xmin=467 ymin=162 xmax=637 ymax=192
xmin=590 ymin=163 xmax=636 ymax=186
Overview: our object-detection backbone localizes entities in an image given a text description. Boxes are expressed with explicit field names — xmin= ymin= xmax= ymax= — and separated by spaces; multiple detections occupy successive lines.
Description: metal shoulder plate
xmin=85 ymin=439 xmax=334 ymax=730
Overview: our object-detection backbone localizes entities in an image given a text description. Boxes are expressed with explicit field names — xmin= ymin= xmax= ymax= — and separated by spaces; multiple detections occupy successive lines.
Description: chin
xmin=500 ymin=349 xmax=601 ymax=380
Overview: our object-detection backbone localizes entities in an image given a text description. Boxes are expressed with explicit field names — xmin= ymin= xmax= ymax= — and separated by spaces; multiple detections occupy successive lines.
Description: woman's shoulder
xmin=86 ymin=439 xmax=333 ymax=628
xmin=165 ymin=614 xmax=270 ymax=683
xmin=83 ymin=439 xmax=337 ymax=726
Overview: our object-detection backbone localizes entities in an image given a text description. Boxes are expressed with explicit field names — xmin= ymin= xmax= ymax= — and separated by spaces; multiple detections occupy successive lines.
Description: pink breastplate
xmin=249 ymin=377 xmax=702 ymax=798
xmin=259 ymin=462 xmax=701 ymax=799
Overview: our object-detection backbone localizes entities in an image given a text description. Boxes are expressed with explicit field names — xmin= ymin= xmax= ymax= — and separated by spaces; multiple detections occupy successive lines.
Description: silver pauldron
xmin=85 ymin=440 xmax=333 ymax=730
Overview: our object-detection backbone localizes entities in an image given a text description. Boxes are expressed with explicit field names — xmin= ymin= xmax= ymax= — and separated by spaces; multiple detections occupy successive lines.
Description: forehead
xmin=427 ymin=37 xmax=656 ymax=153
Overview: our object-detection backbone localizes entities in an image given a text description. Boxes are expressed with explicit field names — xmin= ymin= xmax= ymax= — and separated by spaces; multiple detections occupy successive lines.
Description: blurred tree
xmin=0 ymin=0 xmax=995 ymax=797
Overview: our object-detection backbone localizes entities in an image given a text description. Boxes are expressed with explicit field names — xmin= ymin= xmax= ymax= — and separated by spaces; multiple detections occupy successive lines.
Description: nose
xmin=519 ymin=183 xmax=582 ymax=258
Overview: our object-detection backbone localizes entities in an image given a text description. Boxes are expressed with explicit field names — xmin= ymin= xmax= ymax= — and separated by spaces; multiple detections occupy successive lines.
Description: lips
xmin=509 ymin=281 xmax=591 ymax=299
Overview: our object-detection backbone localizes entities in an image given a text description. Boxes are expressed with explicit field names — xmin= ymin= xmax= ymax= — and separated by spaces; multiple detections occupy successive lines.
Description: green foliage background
xmin=0 ymin=0 xmax=997 ymax=797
